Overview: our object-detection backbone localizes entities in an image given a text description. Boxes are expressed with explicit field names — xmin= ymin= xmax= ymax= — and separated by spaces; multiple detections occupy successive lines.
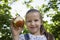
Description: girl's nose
xmin=31 ymin=21 xmax=35 ymax=26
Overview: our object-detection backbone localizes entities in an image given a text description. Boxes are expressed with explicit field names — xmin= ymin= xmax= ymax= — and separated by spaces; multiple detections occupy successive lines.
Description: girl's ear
xmin=40 ymin=24 xmax=43 ymax=27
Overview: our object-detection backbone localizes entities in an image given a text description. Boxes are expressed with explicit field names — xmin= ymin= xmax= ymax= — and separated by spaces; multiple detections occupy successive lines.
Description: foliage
xmin=42 ymin=0 xmax=60 ymax=40
xmin=0 ymin=0 xmax=12 ymax=40
xmin=0 ymin=0 xmax=60 ymax=40
xmin=51 ymin=12 xmax=60 ymax=40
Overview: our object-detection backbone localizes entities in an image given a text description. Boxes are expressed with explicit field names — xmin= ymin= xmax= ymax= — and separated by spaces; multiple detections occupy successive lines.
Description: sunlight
xmin=10 ymin=0 xmax=53 ymax=24
xmin=10 ymin=0 xmax=46 ymax=18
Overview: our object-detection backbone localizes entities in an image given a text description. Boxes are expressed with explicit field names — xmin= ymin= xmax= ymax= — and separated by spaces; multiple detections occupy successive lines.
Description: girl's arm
xmin=10 ymin=19 xmax=23 ymax=40
xmin=12 ymin=34 xmax=19 ymax=40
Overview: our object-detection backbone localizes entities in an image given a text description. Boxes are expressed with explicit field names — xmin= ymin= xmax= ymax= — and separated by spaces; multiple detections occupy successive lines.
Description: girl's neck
xmin=31 ymin=31 xmax=42 ymax=36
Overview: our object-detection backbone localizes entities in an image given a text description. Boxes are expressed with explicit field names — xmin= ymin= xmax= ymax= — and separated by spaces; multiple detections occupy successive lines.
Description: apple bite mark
xmin=14 ymin=16 xmax=24 ymax=28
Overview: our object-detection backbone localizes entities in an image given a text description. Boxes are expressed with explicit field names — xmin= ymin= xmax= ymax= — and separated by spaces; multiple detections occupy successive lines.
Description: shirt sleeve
xmin=19 ymin=34 xmax=25 ymax=40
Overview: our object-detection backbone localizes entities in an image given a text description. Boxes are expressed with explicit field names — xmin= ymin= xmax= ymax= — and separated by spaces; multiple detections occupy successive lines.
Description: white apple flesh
xmin=14 ymin=16 xmax=24 ymax=27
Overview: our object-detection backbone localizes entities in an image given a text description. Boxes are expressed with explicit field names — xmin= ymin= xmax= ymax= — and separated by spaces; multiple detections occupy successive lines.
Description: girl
xmin=11 ymin=9 xmax=54 ymax=40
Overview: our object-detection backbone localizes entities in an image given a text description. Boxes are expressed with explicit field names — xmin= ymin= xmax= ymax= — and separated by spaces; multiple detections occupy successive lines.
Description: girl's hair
xmin=26 ymin=9 xmax=54 ymax=40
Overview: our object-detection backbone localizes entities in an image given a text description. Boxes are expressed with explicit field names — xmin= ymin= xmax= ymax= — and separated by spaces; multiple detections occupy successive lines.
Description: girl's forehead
xmin=26 ymin=12 xmax=40 ymax=17
xmin=26 ymin=12 xmax=40 ymax=19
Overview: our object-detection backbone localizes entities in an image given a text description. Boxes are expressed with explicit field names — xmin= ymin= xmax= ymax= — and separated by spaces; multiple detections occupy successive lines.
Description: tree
xmin=42 ymin=0 xmax=60 ymax=40
xmin=0 ymin=0 xmax=60 ymax=40
xmin=0 ymin=0 xmax=12 ymax=40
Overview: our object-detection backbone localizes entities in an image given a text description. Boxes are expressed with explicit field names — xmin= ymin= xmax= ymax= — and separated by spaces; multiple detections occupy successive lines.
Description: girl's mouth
xmin=30 ymin=27 xmax=36 ymax=29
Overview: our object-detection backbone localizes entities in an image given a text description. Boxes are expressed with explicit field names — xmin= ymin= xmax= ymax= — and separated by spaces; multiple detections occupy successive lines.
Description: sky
xmin=10 ymin=0 xmax=49 ymax=18
xmin=10 ymin=0 xmax=54 ymax=24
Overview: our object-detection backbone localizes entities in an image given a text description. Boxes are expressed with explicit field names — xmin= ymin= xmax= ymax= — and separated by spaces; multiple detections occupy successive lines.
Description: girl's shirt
xmin=19 ymin=33 xmax=47 ymax=40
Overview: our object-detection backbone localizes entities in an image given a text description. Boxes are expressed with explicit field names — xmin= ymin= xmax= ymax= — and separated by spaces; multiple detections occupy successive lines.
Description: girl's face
xmin=26 ymin=12 xmax=42 ymax=34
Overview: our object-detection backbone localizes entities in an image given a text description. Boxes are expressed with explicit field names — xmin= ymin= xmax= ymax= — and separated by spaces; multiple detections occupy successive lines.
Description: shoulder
xmin=19 ymin=34 xmax=24 ymax=37
xmin=19 ymin=34 xmax=25 ymax=40
xmin=19 ymin=33 xmax=30 ymax=40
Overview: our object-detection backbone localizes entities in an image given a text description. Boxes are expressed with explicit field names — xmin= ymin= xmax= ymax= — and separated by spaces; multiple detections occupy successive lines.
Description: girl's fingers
xmin=10 ymin=17 xmax=24 ymax=33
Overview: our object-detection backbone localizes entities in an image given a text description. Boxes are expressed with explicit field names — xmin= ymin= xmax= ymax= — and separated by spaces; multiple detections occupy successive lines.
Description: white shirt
xmin=19 ymin=33 xmax=47 ymax=40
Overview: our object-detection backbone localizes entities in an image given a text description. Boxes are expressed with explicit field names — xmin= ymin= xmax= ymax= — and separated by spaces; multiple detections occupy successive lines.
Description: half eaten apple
xmin=14 ymin=16 xmax=24 ymax=27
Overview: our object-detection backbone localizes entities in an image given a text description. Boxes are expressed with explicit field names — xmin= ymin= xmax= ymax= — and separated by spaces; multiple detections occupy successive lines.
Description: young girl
xmin=11 ymin=9 xmax=54 ymax=40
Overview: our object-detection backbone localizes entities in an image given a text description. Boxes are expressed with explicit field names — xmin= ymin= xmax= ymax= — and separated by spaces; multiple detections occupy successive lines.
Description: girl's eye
xmin=27 ymin=21 xmax=31 ymax=22
xmin=34 ymin=19 xmax=39 ymax=22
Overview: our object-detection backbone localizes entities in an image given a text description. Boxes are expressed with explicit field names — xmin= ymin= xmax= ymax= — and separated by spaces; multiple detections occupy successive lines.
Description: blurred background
xmin=0 ymin=0 xmax=60 ymax=40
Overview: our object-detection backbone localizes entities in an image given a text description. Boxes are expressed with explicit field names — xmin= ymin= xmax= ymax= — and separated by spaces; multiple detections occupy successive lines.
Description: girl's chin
xmin=29 ymin=30 xmax=38 ymax=34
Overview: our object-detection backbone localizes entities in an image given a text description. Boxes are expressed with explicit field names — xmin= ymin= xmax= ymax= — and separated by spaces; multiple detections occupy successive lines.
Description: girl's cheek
xmin=26 ymin=23 xmax=30 ymax=27
xmin=36 ymin=22 xmax=41 ymax=27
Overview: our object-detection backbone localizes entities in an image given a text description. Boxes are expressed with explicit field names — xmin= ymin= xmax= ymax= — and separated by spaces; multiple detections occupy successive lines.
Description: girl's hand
xmin=10 ymin=18 xmax=23 ymax=36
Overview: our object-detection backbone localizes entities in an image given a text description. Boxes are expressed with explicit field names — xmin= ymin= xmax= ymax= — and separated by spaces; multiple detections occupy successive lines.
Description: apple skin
xmin=14 ymin=16 xmax=24 ymax=27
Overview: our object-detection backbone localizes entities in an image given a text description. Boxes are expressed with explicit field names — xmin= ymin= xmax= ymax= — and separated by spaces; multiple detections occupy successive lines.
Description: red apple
xmin=14 ymin=16 xmax=24 ymax=27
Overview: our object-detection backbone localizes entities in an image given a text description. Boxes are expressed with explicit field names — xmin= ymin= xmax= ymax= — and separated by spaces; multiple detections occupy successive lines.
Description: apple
xmin=14 ymin=16 xmax=24 ymax=27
